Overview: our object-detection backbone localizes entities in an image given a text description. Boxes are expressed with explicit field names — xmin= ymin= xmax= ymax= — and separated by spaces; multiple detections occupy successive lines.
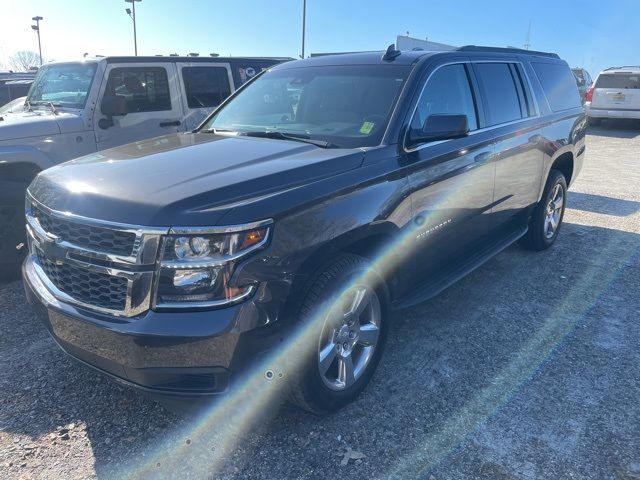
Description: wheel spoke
xmin=343 ymin=286 xmax=371 ymax=322
xmin=318 ymin=342 xmax=337 ymax=374
xmin=338 ymin=355 xmax=355 ymax=387
xmin=358 ymin=323 xmax=380 ymax=346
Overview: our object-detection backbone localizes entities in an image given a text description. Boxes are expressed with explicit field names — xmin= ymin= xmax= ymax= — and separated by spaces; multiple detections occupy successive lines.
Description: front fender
xmin=0 ymin=145 xmax=57 ymax=172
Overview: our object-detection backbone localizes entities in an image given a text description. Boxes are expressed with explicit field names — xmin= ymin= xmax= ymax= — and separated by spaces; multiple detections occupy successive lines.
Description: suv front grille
xmin=37 ymin=252 xmax=128 ymax=311
xmin=32 ymin=204 xmax=136 ymax=256
xmin=26 ymin=196 xmax=164 ymax=317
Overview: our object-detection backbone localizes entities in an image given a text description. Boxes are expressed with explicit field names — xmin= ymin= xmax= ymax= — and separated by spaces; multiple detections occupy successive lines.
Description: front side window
xmin=182 ymin=66 xmax=231 ymax=108
xmin=202 ymin=64 xmax=411 ymax=148
xmin=474 ymin=63 xmax=523 ymax=126
xmin=103 ymin=67 xmax=171 ymax=113
xmin=410 ymin=64 xmax=478 ymax=132
xmin=27 ymin=63 xmax=97 ymax=109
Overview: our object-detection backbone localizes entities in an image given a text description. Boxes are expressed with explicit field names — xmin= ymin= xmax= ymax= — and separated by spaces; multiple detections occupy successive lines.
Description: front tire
xmin=521 ymin=169 xmax=567 ymax=251
xmin=288 ymin=254 xmax=388 ymax=415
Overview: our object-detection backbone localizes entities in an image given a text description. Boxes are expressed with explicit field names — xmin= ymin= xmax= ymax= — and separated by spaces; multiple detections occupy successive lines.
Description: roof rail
xmin=456 ymin=45 xmax=560 ymax=59
xmin=604 ymin=65 xmax=640 ymax=71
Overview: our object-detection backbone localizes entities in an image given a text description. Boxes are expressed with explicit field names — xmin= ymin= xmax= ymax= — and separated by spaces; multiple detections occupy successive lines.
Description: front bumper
xmin=585 ymin=104 xmax=640 ymax=119
xmin=22 ymin=256 xmax=281 ymax=398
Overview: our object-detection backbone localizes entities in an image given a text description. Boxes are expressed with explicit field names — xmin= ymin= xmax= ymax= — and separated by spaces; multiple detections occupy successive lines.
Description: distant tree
xmin=9 ymin=51 xmax=41 ymax=71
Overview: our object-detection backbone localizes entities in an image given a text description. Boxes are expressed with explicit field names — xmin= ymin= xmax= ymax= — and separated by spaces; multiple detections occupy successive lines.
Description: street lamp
xmin=301 ymin=0 xmax=306 ymax=59
xmin=124 ymin=0 xmax=141 ymax=56
xmin=31 ymin=16 xmax=43 ymax=66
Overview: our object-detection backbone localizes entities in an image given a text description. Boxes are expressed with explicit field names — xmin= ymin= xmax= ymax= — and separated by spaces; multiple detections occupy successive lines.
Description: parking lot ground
xmin=1 ymin=120 xmax=639 ymax=479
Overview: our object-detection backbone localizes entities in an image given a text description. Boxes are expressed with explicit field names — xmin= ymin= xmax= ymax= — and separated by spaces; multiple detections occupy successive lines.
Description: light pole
xmin=31 ymin=16 xmax=43 ymax=66
xmin=301 ymin=0 xmax=306 ymax=59
xmin=125 ymin=0 xmax=141 ymax=56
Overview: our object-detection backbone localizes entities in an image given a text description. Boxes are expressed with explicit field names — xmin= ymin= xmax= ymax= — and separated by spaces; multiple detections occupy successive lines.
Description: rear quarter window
xmin=595 ymin=73 xmax=640 ymax=89
xmin=532 ymin=62 xmax=581 ymax=112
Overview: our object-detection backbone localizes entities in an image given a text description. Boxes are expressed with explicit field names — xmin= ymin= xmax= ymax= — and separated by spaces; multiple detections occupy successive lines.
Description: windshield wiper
xmin=239 ymin=130 xmax=333 ymax=148
xmin=29 ymin=101 xmax=60 ymax=115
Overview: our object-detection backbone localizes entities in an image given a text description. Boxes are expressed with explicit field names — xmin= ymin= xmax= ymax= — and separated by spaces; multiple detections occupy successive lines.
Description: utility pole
xmin=31 ymin=16 xmax=43 ymax=65
xmin=301 ymin=0 xmax=306 ymax=59
xmin=125 ymin=0 xmax=141 ymax=56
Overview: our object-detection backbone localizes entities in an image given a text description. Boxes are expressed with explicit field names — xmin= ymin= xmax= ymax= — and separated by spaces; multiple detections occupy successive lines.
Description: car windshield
xmin=595 ymin=73 xmax=640 ymax=89
xmin=27 ymin=62 xmax=97 ymax=109
xmin=202 ymin=64 xmax=411 ymax=148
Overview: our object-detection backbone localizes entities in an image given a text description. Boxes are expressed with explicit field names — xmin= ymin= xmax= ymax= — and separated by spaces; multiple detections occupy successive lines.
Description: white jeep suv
xmin=585 ymin=66 xmax=640 ymax=124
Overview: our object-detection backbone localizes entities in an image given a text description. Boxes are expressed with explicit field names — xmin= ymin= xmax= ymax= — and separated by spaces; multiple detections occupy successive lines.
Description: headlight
xmin=154 ymin=224 xmax=270 ymax=308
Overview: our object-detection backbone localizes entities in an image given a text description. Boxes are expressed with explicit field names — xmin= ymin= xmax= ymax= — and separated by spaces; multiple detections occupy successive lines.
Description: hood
xmin=29 ymin=132 xmax=364 ymax=226
xmin=0 ymin=109 xmax=61 ymax=140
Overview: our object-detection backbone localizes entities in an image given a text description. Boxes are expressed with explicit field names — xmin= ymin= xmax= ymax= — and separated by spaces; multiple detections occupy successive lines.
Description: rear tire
xmin=0 ymin=181 xmax=29 ymax=282
xmin=520 ymin=169 xmax=567 ymax=251
xmin=287 ymin=254 xmax=388 ymax=415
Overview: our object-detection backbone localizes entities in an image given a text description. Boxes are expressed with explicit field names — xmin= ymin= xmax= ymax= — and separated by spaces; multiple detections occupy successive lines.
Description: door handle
xmin=474 ymin=152 xmax=493 ymax=164
xmin=159 ymin=120 xmax=181 ymax=127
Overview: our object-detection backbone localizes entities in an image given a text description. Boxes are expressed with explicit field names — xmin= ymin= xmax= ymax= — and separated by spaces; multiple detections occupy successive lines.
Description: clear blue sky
xmin=1 ymin=0 xmax=637 ymax=76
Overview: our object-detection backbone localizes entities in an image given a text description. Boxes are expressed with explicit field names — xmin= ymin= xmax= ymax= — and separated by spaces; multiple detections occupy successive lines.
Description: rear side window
xmin=104 ymin=67 xmax=171 ymax=112
xmin=474 ymin=63 xmax=523 ymax=126
xmin=182 ymin=66 xmax=232 ymax=108
xmin=595 ymin=73 xmax=640 ymax=89
xmin=532 ymin=62 xmax=582 ymax=112
xmin=411 ymin=64 xmax=478 ymax=131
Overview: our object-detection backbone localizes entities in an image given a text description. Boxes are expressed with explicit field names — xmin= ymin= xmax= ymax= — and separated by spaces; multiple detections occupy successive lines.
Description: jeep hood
xmin=29 ymin=132 xmax=364 ymax=226
xmin=0 ymin=110 xmax=61 ymax=140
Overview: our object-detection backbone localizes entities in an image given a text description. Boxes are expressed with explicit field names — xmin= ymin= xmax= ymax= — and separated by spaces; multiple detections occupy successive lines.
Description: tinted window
xmin=103 ymin=67 xmax=171 ymax=113
xmin=411 ymin=64 xmax=477 ymax=131
xmin=182 ymin=66 xmax=232 ymax=108
xmin=474 ymin=63 xmax=523 ymax=126
xmin=532 ymin=62 xmax=582 ymax=111
xmin=595 ymin=73 xmax=640 ymax=89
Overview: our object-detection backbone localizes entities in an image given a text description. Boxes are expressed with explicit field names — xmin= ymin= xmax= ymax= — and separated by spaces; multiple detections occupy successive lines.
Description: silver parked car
xmin=585 ymin=66 xmax=640 ymax=125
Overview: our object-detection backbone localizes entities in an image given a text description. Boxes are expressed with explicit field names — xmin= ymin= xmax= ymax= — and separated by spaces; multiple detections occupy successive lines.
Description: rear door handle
xmin=159 ymin=120 xmax=181 ymax=127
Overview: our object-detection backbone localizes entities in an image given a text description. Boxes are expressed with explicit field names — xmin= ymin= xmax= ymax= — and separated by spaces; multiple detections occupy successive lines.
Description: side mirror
xmin=408 ymin=114 xmax=469 ymax=146
xmin=99 ymin=95 xmax=127 ymax=129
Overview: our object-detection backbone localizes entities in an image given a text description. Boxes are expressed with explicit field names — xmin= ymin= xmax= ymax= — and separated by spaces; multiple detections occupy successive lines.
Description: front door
xmin=93 ymin=62 xmax=185 ymax=151
xmin=401 ymin=62 xmax=496 ymax=290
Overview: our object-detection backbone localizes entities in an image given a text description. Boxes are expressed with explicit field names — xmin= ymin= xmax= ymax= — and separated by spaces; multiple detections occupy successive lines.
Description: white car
xmin=585 ymin=66 xmax=640 ymax=124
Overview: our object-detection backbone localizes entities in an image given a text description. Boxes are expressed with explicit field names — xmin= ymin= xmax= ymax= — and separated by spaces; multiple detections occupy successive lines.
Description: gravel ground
xmin=1 ymin=120 xmax=639 ymax=479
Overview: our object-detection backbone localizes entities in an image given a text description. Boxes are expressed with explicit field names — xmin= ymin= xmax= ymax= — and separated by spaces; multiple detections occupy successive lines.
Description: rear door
xmin=473 ymin=60 xmax=544 ymax=225
xmin=591 ymin=72 xmax=640 ymax=110
xmin=176 ymin=62 xmax=234 ymax=130
xmin=93 ymin=62 xmax=185 ymax=150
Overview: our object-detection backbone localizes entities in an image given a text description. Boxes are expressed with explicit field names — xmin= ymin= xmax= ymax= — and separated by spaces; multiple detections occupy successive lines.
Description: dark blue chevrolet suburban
xmin=23 ymin=45 xmax=586 ymax=414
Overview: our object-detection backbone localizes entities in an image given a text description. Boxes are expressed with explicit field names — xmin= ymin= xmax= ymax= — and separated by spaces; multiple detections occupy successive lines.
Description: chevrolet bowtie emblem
xmin=41 ymin=237 xmax=67 ymax=264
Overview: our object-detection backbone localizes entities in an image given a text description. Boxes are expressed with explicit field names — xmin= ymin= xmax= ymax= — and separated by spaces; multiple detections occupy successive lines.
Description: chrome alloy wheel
xmin=317 ymin=284 xmax=381 ymax=391
xmin=544 ymin=183 xmax=564 ymax=239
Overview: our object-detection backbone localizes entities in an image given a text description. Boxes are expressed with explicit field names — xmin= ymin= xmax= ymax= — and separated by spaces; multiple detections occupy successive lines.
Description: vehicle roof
xmin=100 ymin=56 xmax=292 ymax=64
xmin=40 ymin=56 xmax=291 ymax=67
xmin=600 ymin=66 xmax=640 ymax=74
xmin=273 ymin=45 xmax=563 ymax=70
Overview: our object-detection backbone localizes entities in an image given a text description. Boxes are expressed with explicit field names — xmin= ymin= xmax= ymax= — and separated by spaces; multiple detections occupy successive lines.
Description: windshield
xmin=27 ymin=63 xmax=97 ymax=109
xmin=595 ymin=73 xmax=640 ymax=89
xmin=202 ymin=64 xmax=411 ymax=148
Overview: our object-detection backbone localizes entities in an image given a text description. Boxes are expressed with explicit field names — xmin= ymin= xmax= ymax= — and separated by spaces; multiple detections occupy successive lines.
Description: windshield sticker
xmin=360 ymin=121 xmax=375 ymax=134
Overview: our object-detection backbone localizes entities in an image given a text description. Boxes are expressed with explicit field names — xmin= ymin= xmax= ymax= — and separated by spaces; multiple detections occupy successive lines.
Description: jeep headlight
xmin=154 ymin=223 xmax=271 ymax=308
